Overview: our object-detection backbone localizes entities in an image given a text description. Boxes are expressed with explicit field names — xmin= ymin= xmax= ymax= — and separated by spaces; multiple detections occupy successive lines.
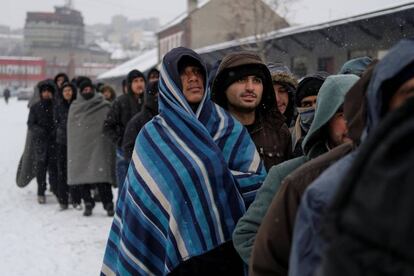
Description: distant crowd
xmin=17 ymin=38 xmax=414 ymax=276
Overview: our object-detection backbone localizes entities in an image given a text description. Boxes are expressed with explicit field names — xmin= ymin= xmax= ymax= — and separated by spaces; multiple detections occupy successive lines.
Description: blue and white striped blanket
xmin=102 ymin=47 xmax=266 ymax=275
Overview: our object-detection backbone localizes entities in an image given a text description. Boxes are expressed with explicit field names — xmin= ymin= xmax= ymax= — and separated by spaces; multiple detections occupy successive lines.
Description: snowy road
xmin=0 ymin=98 xmax=113 ymax=276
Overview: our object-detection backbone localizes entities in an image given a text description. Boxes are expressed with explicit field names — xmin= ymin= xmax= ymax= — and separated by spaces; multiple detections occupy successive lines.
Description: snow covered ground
xmin=0 ymin=98 xmax=113 ymax=276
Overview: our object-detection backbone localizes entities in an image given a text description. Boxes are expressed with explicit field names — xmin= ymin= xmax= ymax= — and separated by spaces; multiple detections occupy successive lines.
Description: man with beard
xmin=211 ymin=52 xmax=291 ymax=171
xmin=27 ymin=80 xmax=58 ymax=203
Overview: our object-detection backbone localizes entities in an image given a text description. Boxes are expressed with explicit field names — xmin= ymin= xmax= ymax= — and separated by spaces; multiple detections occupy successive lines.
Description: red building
xmin=0 ymin=56 xmax=46 ymax=88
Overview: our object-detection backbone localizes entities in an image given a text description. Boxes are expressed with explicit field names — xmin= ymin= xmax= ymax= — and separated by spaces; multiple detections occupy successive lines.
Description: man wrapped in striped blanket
xmin=102 ymin=47 xmax=266 ymax=276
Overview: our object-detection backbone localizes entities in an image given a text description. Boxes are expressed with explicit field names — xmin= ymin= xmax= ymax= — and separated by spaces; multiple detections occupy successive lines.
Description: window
xmin=318 ymin=57 xmax=335 ymax=74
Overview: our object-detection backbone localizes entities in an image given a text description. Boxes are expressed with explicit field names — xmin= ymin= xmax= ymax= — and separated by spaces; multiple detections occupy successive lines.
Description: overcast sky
xmin=1 ymin=0 xmax=413 ymax=29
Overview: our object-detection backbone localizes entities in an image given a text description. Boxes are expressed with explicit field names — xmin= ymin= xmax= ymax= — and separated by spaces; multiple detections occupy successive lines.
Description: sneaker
xmin=59 ymin=203 xmax=68 ymax=210
xmin=92 ymin=188 xmax=101 ymax=202
xmin=83 ymin=203 xmax=93 ymax=217
xmin=72 ymin=203 xmax=83 ymax=211
xmin=37 ymin=195 xmax=46 ymax=204
xmin=105 ymin=203 xmax=115 ymax=217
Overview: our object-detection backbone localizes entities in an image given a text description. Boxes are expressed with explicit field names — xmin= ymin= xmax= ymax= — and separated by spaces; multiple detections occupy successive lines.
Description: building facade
xmin=197 ymin=3 xmax=414 ymax=77
xmin=157 ymin=0 xmax=289 ymax=61
xmin=24 ymin=6 xmax=112 ymax=79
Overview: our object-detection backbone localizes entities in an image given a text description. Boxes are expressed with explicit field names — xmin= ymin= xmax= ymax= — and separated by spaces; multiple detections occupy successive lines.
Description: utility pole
xmin=65 ymin=0 xmax=74 ymax=9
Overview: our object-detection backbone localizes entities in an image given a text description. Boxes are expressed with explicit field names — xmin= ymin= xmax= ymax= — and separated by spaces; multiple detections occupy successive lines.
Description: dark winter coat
xmin=54 ymin=83 xmax=77 ymax=145
xmin=211 ymin=51 xmax=291 ymax=171
xmin=319 ymin=96 xmax=414 ymax=276
xmin=27 ymin=99 xmax=56 ymax=163
xmin=103 ymin=72 xmax=144 ymax=147
xmin=288 ymin=39 xmax=414 ymax=276
xmin=54 ymin=100 xmax=70 ymax=145
xmin=233 ymin=74 xmax=359 ymax=266
xmin=122 ymin=90 xmax=158 ymax=160
xmin=249 ymin=142 xmax=353 ymax=276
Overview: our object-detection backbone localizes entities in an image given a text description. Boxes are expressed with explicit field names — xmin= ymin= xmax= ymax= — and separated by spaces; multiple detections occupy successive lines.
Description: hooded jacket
xmin=211 ymin=52 xmax=291 ymax=171
xmin=122 ymin=84 xmax=159 ymax=160
xmin=319 ymin=97 xmax=414 ymax=276
xmin=233 ymin=74 xmax=359 ymax=266
xmin=289 ymin=39 xmax=414 ymax=276
xmin=54 ymin=82 xmax=77 ymax=145
xmin=103 ymin=70 xmax=145 ymax=147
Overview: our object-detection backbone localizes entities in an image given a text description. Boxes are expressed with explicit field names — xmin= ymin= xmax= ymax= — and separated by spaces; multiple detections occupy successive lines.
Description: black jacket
xmin=28 ymin=99 xmax=55 ymax=140
xmin=27 ymin=99 xmax=56 ymax=163
xmin=54 ymin=100 xmax=71 ymax=145
xmin=122 ymin=91 xmax=158 ymax=160
xmin=103 ymin=92 xmax=144 ymax=147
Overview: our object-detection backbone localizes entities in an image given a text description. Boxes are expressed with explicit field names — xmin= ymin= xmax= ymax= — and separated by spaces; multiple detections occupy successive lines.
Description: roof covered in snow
xmin=157 ymin=0 xmax=210 ymax=33
xmin=97 ymin=48 xmax=158 ymax=80
xmin=196 ymin=2 xmax=414 ymax=54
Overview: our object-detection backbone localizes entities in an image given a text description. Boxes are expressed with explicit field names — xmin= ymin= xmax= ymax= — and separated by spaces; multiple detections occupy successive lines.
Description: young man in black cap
xmin=291 ymin=73 xmax=327 ymax=157
xmin=103 ymin=69 xmax=146 ymax=189
xmin=27 ymin=80 xmax=58 ymax=204
xmin=212 ymin=52 xmax=291 ymax=171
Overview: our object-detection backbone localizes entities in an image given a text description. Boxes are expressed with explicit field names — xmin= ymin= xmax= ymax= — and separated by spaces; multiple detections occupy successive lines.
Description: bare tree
xmin=221 ymin=0 xmax=296 ymax=61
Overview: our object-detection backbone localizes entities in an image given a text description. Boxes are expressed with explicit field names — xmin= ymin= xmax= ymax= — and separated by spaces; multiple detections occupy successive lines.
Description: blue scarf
xmin=102 ymin=48 xmax=266 ymax=275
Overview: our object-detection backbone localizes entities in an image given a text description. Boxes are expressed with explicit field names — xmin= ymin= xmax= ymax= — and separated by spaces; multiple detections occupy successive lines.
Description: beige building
xmin=157 ymin=0 xmax=288 ymax=60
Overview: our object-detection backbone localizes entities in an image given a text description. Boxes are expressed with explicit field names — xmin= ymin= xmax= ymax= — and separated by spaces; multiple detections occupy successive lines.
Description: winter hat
xmin=178 ymin=56 xmax=205 ymax=75
xmin=127 ymin=69 xmax=146 ymax=85
xmin=38 ymin=80 xmax=56 ymax=94
xmin=212 ymin=51 xmax=276 ymax=113
xmin=61 ymin=81 xmax=77 ymax=100
xmin=75 ymin=76 xmax=89 ymax=88
xmin=147 ymin=68 xmax=160 ymax=80
xmin=268 ymin=63 xmax=298 ymax=89
xmin=54 ymin=72 xmax=69 ymax=84
xmin=339 ymin=56 xmax=373 ymax=76
xmin=295 ymin=72 xmax=328 ymax=107
xmin=79 ymin=78 xmax=94 ymax=92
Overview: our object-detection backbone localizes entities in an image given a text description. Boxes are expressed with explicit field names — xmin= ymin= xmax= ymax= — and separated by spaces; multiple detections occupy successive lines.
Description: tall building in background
xmin=23 ymin=5 xmax=113 ymax=79
xmin=24 ymin=6 xmax=84 ymax=48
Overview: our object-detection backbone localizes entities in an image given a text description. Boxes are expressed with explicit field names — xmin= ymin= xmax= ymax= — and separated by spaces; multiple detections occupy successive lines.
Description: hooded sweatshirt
xmin=289 ymin=38 xmax=414 ymax=276
xmin=211 ymin=52 xmax=291 ymax=171
xmin=233 ymin=74 xmax=359 ymax=266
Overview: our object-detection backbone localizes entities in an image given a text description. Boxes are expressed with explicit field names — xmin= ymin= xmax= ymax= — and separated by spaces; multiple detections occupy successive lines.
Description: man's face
xmin=56 ymin=76 xmax=65 ymax=88
xmin=300 ymin=95 xmax=317 ymax=108
xmin=328 ymin=110 xmax=352 ymax=147
xmin=102 ymin=89 xmax=112 ymax=101
xmin=389 ymin=77 xmax=414 ymax=111
xmin=82 ymin=86 xmax=93 ymax=94
xmin=148 ymin=73 xmax=159 ymax=83
xmin=131 ymin=77 xmax=145 ymax=96
xmin=225 ymin=75 xmax=263 ymax=112
xmin=180 ymin=65 xmax=205 ymax=105
xmin=274 ymin=83 xmax=289 ymax=114
xmin=62 ymin=86 xmax=73 ymax=101
xmin=41 ymin=89 xmax=53 ymax=100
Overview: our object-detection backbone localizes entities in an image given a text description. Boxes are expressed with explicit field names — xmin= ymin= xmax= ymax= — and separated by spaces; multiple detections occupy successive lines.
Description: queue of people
xmin=16 ymin=38 xmax=414 ymax=276
xmin=101 ymin=39 xmax=414 ymax=276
